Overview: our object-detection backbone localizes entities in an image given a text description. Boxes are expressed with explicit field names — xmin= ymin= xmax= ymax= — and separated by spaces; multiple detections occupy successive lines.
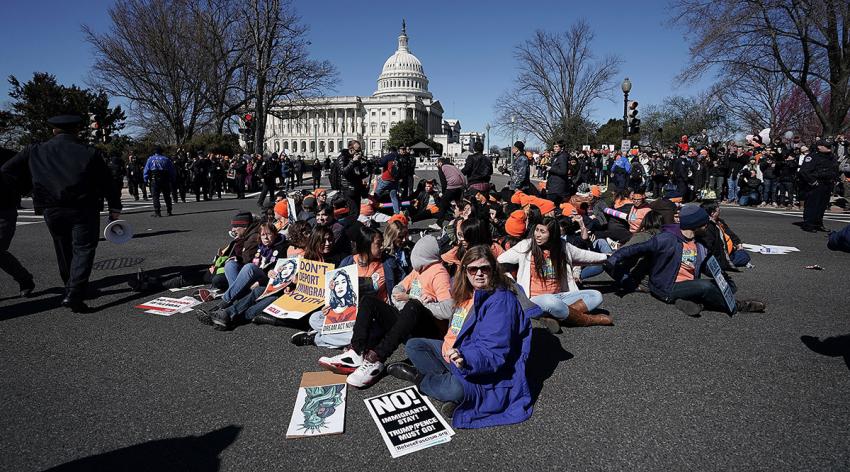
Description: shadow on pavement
xmin=42 ymin=425 xmax=241 ymax=472
xmin=527 ymin=327 xmax=574 ymax=403
xmin=171 ymin=208 xmax=239 ymax=217
xmin=93 ymin=257 xmax=147 ymax=270
xmin=132 ymin=229 xmax=191 ymax=239
xmin=801 ymin=335 xmax=850 ymax=371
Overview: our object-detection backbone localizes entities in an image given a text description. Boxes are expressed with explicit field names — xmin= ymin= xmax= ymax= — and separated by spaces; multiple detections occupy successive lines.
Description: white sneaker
xmin=318 ymin=349 xmax=363 ymax=374
xmin=428 ymin=223 xmax=441 ymax=230
xmin=347 ymin=359 xmax=385 ymax=388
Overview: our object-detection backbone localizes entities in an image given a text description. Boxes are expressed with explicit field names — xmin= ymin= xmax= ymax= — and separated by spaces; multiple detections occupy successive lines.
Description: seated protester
xmin=315 ymin=203 xmax=350 ymax=266
xmin=298 ymin=194 xmax=317 ymax=226
xmin=285 ymin=220 xmax=311 ymax=257
xmin=441 ymin=218 xmax=504 ymax=277
xmin=606 ymin=204 xmax=766 ymax=317
xmin=592 ymin=190 xmax=634 ymax=244
xmin=358 ymin=197 xmax=390 ymax=225
xmin=294 ymin=225 xmax=403 ymax=348
xmin=313 ymin=188 xmax=328 ymax=207
xmin=222 ymin=212 xmax=262 ymax=287
xmin=409 ymin=179 xmax=442 ymax=222
xmin=198 ymin=225 xmax=335 ymax=330
xmin=498 ymin=217 xmax=613 ymax=327
xmin=623 ymin=210 xmax=665 ymax=247
xmin=318 ymin=236 xmax=453 ymax=387
xmin=501 ymin=210 xmax=527 ymax=250
xmin=384 ymin=215 xmax=413 ymax=275
xmin=827 ymin=223 xmax=850 ymax=252
xmin=260 ymin=200 xmax=276 ymax=223
xmin=487 ymin=202 xmax=506 ymax=239
xmin=273 ymin=201 xmax=290 ymax=233
xmin=388 ymin=245 xmax=534 ymax=427
xmin=274 ymin=190 xmax=287 ymax=204
xmin=698 ymin=201 xmax=750 ymax=269
xmin=219 ymin=222 xmax=286 ymax=306
xmin=626 ymin=190 xmax=651 ymax=234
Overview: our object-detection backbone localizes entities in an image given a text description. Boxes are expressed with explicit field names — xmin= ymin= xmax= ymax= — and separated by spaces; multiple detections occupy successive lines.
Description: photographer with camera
xmin=336 ymin=139 xmax=369 ymax=218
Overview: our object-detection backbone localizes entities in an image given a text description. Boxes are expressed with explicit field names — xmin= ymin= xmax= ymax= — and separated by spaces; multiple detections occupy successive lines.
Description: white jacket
xmin=497 ymin=238 xmax=607 ymax=295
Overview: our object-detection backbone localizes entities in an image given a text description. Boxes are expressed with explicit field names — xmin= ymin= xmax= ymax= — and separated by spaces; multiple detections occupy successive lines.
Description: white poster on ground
xmin=364 ymin=386 xmax=455 ymax=458
xmin=286 ymin=372 xmax=347 ymax=439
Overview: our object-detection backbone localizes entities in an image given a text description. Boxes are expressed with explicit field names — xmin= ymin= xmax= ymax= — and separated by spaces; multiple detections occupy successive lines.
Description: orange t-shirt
xmin=529 ymin=249 xmax=560 ymax=296
xmin=442 ymin=298 xmax=474 ymax=360
xmin=676 ymin=240 xmax=698 ymax=282
xmin=400 ymin=263 xmax=451 ymax=302
xmin=287 ymin=247 xmax=304 ymax=258
xmin=628 ymin=206 xmax=652 ymax=233
xmin=441 ymin=243 xmax=505 ymax=267
xmin=354 ymin=254 xmax=387 ymax=302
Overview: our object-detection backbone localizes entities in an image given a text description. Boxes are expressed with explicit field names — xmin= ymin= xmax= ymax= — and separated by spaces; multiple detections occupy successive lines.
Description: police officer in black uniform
xmin=0 ymin=148 xmax=35 ymax=297
xmin=798 ymin=139 xmax=839 ymax=232
xmin=191 ymin=152 xmax=212 ymax=201
xmin=1 ymin=115 xmax=122 ymax=311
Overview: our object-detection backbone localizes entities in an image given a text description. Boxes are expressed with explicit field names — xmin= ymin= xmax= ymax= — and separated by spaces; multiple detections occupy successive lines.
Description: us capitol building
xmin=261 ymin=21 xmax=483 ymax=158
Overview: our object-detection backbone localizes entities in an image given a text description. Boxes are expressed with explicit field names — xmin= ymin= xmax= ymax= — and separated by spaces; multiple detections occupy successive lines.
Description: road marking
xmin=724 ymin=206 xmax=850 ymax=223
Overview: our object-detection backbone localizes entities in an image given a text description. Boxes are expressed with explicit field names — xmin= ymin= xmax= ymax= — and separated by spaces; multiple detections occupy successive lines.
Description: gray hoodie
xmin=391 ymin=236 xmax=454 ymax=319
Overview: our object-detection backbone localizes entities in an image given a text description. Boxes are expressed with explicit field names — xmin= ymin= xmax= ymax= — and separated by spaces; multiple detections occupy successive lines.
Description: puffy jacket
xmin=497 ymin=238 xmax=606 ymax=294
xmin=143 ymin=153 xmax=177 ymax=183
xmin=449 ymin=287 xmax=533 ymax=429
xmin=608 ymin=229 xmax=711 ymax=301
xmin=336 ymin=149 xmax=368 ymax=191
xmin=510 ymin=154 xmax=530 ymax=190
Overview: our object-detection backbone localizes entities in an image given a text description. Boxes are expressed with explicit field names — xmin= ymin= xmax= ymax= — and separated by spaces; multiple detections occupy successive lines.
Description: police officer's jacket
xmin=1 ymin=133 xmax=122 ymax=214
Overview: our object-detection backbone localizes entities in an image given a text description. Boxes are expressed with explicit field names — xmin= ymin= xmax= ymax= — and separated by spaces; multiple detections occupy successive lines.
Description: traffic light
xmin=243 ymin=112 xmax=255 ymax=147
xmin=627 ymin=100 xmax=640 ymax=135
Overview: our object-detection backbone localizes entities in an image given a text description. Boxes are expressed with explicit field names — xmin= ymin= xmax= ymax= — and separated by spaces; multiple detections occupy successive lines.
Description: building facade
xmin=263 ymin=21 xmax=478 ymax=158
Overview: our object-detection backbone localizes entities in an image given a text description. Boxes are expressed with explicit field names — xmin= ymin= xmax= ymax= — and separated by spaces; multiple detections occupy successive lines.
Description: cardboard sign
xmin=286 ymin=372 xmax=347 ymax=439
xmin=257 ymin=257 xmax=299 ymax=300
xmin=706 ymin=256 xmax=737 ymax=315
xmin=741 ymin=243 xmax=800 ymax=255
xmin=135 ymin=296 xmax=200 ymax=316
xmin=364 ymin=386 xmax=455 ymax=458
xmin=321 ymin=265 xmax=359 ymax=335
xmin=264 ymin=259 xmax=334 ymax=319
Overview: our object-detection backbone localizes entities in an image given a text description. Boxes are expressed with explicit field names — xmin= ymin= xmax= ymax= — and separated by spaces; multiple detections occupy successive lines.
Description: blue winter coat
xmin=827 ymin=223 xmax=850 ymax=253
xmin=608 ymin=230 xmax=708 ymax=301
xmin=449 ymin=287 xmax=533 ymax=429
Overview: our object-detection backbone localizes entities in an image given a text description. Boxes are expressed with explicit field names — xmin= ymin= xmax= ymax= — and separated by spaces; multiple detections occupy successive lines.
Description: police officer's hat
xmin=47 ymin=114 xmax=83 ymax=130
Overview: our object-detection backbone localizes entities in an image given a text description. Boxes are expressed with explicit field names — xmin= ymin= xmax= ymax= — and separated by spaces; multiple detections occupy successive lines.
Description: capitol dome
xmin=374 ymin=21 xmax=432 ymax=99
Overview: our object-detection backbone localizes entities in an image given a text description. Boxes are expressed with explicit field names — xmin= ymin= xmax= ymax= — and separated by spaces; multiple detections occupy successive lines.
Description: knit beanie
xmin=232 ymin=211 xmax=253 ymax=228
xmin=591 ymin=185 xmax=602 ymax=197
xmin=531 ymin=197 xmax=555 ymax=216
xmin=273 ymin=201 xmax=288 ymax=219
xmin=514 ymin=141 xmax=525 ymax=152
xmin=505 ymin=210 xmax=527 ymax=237
xmin=559 ymin=202 xmax=577 ymax=216
xmin=511 ymin=191 xmax=527 ymax=205
xmin=302 ymin=195 xmax=317 ymax=211
xmin=679 ymin=204 xmax=709 ymax=230
xmin=387 ymin=213 xmax=409 ymax=227
xmin=649 ymin=198 xmax=677 ymax=225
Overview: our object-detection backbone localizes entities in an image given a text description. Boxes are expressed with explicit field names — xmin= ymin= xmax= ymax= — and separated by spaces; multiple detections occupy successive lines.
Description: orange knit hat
xmin=559 ymin=202 xmax=577 ymax=216
xmin=590 ymin=185 xmax=602 ymax=197
xmin=313 ymin=188 xmax=327 ymax=198
xmin=387 ymin=213 xmax=409 ymax=227
xmin=505 ymin=210 xmax=527 ymax=237
xmin=511 ymin=191 xmax=527 ymax=205
xmin=274 ymin=200 xmax=289 ymax=218
xmin=531 ymin=197 xmax=555 ymax=215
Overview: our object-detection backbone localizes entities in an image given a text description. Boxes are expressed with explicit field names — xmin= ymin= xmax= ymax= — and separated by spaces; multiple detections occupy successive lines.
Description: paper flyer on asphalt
xmin=364 ymin=386 xmax=454 ymax=458
xmin=136 ymin=296 xmax=200 ymax=316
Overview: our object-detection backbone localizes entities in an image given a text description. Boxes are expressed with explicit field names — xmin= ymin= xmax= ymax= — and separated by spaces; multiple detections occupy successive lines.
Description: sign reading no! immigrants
xmin=364 ymin=386 xmax=455 ymax=458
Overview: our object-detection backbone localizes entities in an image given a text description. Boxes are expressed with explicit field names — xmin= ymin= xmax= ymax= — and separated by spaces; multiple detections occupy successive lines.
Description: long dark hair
xmin=450 ymin=245 xmax=512 ymax=307
xmin=457 ymin=217 xmax=491 ymax=262
xmin=328 ymin=269 xmax=357 ymax=309
xmin=526 ymin=217 xmax=566 ymax=283
xmin=304 ymin=226 xmax=333 ymax=261
xmin=353 ymin=224 xmax=381 ymax=262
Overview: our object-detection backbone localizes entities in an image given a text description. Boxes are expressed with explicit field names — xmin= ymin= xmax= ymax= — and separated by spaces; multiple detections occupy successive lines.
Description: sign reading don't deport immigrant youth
xmin=364 ymin=386 xmax=455 ymax=458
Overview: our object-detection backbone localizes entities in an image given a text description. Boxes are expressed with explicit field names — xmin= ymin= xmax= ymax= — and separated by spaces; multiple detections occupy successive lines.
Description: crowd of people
xmin=3 ymin=115 xmax=850 ymax=430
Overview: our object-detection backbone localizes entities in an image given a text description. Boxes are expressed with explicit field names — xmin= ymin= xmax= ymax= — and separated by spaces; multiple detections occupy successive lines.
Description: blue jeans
xmin=727 ymin=177 xmax=738 ymax=202
xmin=375 ymin=178 xmax=400 ymax=214
xmin=405 ymin=338 xmax=464 ymax=403
xmin=222 ymin=263 xmax=268 ymax=303
xmin=738 ymin=192 xmax=759 ymax=206
xmin=761 ymin=179 xmax=776 ymax=203
xmin=224 ymin=259 xmax=241 ymax=286
xmin=730 ymin=249 xmax=751 ymax=267
xmin=530 ymin=289 xmax=603 ymax=320
xmin=224 ymin=285 xmax=277 ymax=322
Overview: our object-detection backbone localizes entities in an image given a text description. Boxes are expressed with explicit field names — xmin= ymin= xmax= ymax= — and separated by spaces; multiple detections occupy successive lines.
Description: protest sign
xmin=321 ymin=265 xmax=359 ymax=335
xmin=364 ymin=386 xmax=454 ymax=458
xmin=706 ymin=256 xmax=737 ymax=314
xmin=264 ymin=259 xmax=333 ymax=319
xmin=286 ymin=372 xmax=347 ymax=439
xmin=741 ymin=243 xmax=800 ymax=255
xmin=257 ymin=257 xmax=299 ymax=300
xmin=135 ymin=296 xmax=200 ymax=316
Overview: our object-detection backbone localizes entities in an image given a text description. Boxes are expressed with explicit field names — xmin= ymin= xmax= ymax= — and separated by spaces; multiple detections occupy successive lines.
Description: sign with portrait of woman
xmin=321 ymin=264 xmax=359 ymax=334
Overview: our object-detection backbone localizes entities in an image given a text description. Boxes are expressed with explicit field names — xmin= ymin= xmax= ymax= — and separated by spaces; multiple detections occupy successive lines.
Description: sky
xmin=0 ymin=0 xmax=714 ymax=146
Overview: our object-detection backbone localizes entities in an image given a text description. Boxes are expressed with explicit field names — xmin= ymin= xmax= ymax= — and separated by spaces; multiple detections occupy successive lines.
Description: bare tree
xmin=241 ymin=0 xmax=336 ymax=154
xmin=494 ymin=20 xmax=622 ymax=146
xmin=84 ymin=0 xmax=213 ymax=144
xmin=672 ymin=0 xmax=850 ymax=134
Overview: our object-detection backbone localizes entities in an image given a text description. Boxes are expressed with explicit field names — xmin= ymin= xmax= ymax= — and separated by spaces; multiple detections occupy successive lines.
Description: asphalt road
xmin=1 ymin=172 xmax=849 ymax=471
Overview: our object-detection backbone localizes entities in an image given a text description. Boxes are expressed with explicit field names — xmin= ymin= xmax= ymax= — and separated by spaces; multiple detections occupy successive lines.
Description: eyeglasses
xmin=465 ymin=265 xmax=492 ymax=276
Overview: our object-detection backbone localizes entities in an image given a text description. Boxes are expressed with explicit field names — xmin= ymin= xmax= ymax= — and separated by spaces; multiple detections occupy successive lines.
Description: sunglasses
xmin=465 ymin=265 xmax=492 ymax=276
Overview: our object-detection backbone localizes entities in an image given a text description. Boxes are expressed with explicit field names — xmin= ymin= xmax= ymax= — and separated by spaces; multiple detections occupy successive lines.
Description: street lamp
xmin=510 ymin=114 xmax=516 ymax=166
xmin=621 ymin=78 xmax=632 ymax=141
xmin=485 ymin=123 xmax=491 ymax=155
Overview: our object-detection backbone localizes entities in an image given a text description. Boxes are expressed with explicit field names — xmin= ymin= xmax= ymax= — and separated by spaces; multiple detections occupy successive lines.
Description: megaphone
xmin=104 ymin=219 xmax=134 ymax=244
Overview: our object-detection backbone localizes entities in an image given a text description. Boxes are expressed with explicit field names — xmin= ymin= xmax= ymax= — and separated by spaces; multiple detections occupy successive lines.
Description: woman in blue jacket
xmin=388 ymin=244 xmax=534 ymax=429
